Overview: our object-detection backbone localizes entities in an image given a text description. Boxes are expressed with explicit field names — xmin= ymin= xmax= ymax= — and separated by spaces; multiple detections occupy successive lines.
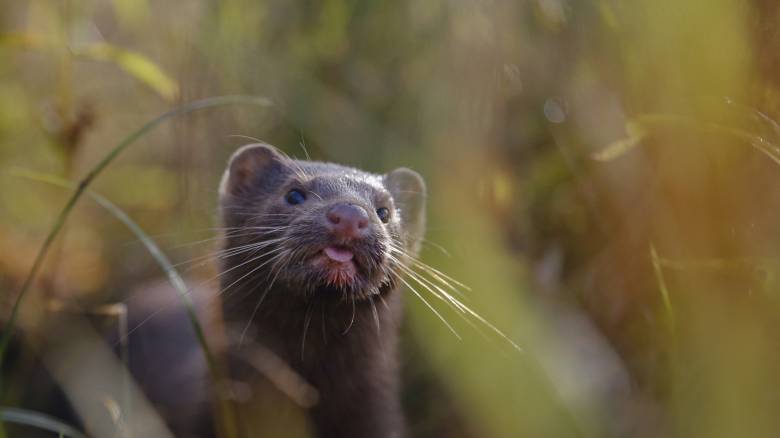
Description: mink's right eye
xmin=376 ymin=207 xmax=390 ymax=223
xmin=285 ymin=189 xmax=306 ymax=205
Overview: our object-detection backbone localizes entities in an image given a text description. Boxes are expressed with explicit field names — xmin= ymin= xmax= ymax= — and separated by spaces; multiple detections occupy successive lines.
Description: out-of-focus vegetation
xmin=3 ymin=0 xmax=780 ymax=437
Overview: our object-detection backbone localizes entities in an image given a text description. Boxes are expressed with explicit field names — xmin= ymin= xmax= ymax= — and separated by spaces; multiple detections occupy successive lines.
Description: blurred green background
xmin=3 ymin=0 xmax=780 ymax=437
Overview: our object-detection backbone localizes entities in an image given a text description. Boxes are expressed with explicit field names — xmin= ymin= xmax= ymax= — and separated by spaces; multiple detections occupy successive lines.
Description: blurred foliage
xmin=3 ymin=0 xmax=780 ymax=437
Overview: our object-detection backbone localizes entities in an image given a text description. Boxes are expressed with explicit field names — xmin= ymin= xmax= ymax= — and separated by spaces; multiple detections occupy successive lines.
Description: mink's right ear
xmin=219 ymin=143 xmax=285 ymax=197
xmin=384 ymin=167 xmax=426 ymax=255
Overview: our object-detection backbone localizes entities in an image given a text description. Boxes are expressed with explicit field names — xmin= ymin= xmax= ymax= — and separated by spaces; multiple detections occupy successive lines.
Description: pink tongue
xmin=324 ymin=246 xmax=354 ymax=263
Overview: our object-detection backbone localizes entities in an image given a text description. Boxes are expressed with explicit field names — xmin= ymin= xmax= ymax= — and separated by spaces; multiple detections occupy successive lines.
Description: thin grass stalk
xmin=0 ymin=95 xmax=271 ymax=437
xmin=0 ymin=406 xmax=86 ymax=438
xmin=0 ymin=95 xmax=270 ymax=366
xmin=650 ymin=243 xmax=676 ymax=335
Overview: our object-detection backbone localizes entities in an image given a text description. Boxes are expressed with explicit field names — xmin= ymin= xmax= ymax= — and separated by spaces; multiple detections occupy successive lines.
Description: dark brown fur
xmin=218 ymin=144 xmax=425 ymax=438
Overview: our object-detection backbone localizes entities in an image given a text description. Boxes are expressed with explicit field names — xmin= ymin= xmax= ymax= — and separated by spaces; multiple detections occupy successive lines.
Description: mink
xmin=217 ymin=144 xmax=426 ymax=438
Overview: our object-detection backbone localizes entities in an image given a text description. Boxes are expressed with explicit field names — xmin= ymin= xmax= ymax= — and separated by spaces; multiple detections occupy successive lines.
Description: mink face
xmin=276 ymin=176 xmax=399 ymax=301
xmin=218 ymin=144 xmax=426 ymax=303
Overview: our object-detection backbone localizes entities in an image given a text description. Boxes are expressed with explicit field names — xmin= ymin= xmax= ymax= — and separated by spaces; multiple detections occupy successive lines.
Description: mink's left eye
xmin=376 ymin=207 xmax=390 ymax=223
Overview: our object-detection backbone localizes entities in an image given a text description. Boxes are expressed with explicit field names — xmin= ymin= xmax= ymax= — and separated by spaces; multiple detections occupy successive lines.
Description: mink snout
xmin=325 ymin=202 xmax=371 ymax=240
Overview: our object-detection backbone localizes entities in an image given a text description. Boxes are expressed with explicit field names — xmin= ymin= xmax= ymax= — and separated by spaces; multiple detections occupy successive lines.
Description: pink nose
xmin=326 ymin=203 xmax=369 ymax=239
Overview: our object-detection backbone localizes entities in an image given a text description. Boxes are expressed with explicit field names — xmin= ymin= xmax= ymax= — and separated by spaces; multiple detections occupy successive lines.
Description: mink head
xmin=218 ymin=144 xmax=426 ymax=301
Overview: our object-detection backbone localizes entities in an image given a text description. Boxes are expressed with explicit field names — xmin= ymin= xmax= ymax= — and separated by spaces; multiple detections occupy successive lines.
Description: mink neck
xmin=220 ymin=271 xmax=403 ymax=360
xmin=221 ymin=277 xmax=406 ymax=437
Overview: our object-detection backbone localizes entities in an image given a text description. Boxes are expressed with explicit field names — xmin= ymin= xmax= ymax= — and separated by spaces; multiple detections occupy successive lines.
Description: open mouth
xmin=316 ymin=245 xmax=358 ymax=286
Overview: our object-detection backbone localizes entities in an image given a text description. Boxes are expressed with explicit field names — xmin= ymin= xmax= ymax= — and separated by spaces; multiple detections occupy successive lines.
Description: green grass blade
xmin=592 ymin=120 xmax=646 ymax=161
xmin=593 ymin=112 xmax=780 ymax=165
xmin=11 ymin=169 xmax=221 ymax=435
xmin=0 ymin=95 xmax=271 ymax=373
xmin=0 ymin=34 xmax=178 ymax=101
xmin=9 ymin=169 xmax=211 ymax=362
xmin=0 ymin=407 xmax=86 ymax=438
xmin=74 ymin=42 xmax=179 ymax=101
xmin=650 ymin=243 xmax=676 ymax=334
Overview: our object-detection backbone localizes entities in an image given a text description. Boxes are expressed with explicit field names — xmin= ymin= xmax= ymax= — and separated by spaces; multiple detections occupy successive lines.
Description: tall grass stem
xmin=0 ymin=95 xmax=271 ymax=437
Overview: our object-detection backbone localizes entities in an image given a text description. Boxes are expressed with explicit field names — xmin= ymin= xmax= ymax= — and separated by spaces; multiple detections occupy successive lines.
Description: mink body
xmin=218 ymin=144 xmax=426 ymax=438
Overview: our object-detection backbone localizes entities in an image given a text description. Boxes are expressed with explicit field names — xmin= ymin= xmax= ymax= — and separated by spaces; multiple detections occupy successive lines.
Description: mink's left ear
xmin=384 ymin=167 xmax=426 ymax=255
